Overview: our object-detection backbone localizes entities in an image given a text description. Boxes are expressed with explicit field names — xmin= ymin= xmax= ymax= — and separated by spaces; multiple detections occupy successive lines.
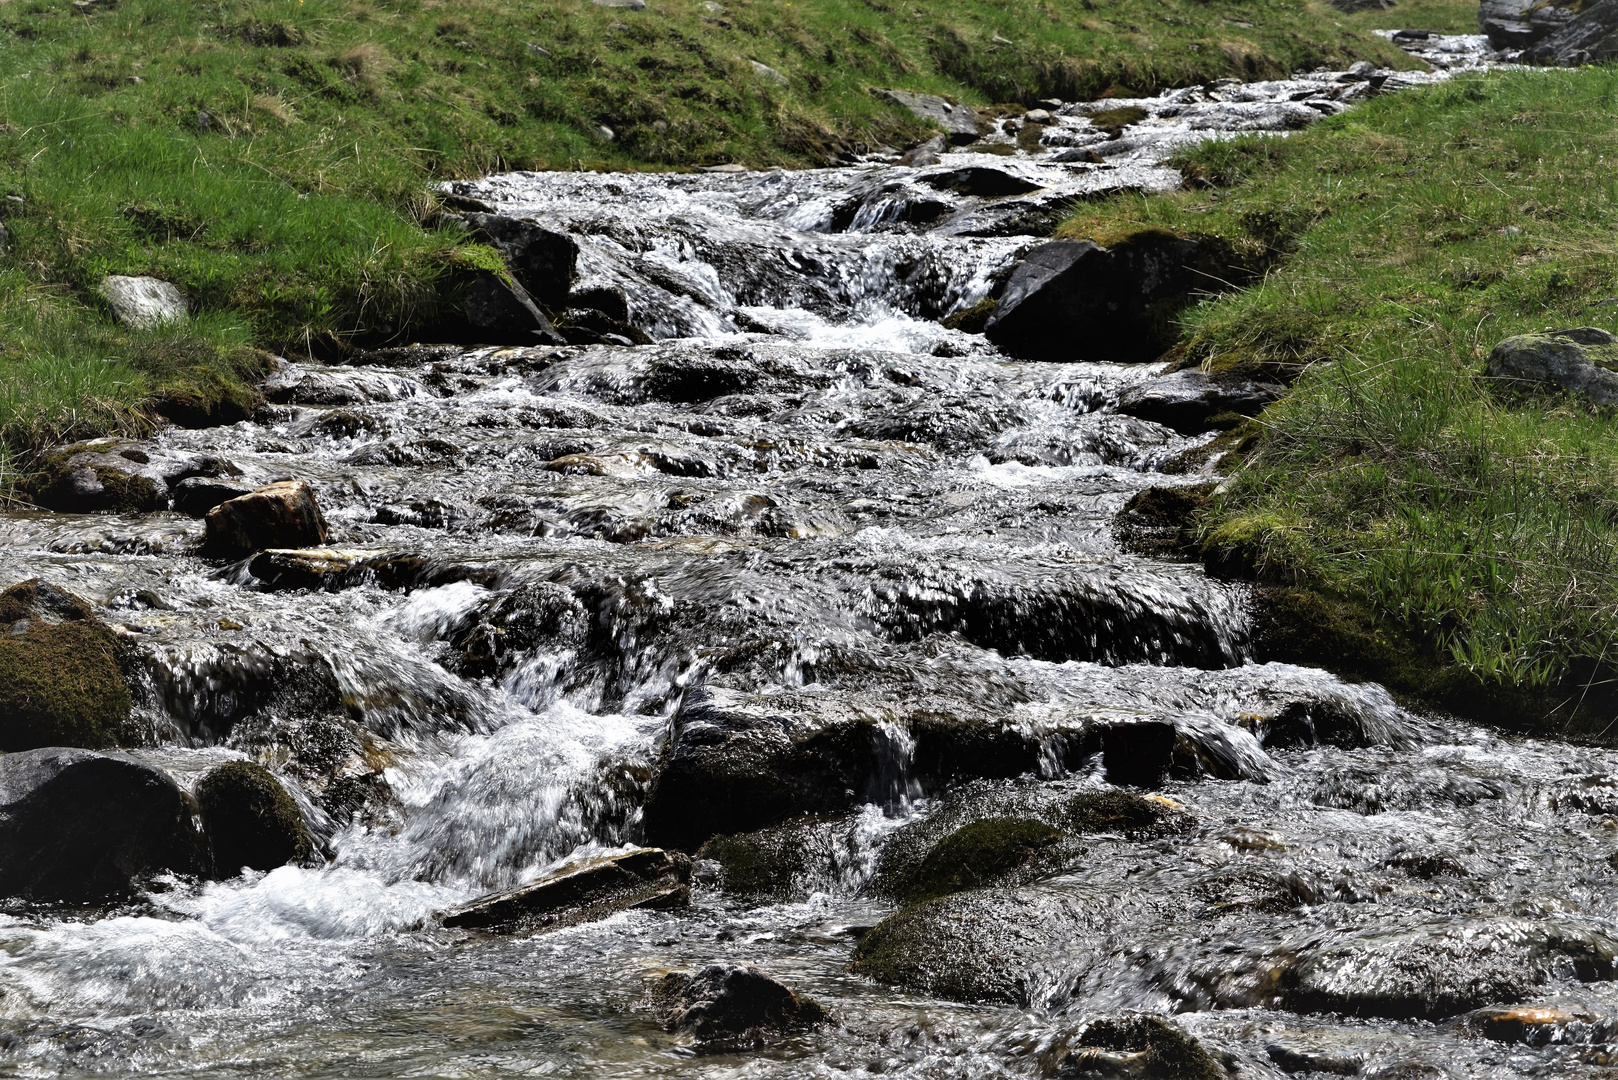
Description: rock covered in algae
xmin=196 ymin=760 xmax=312 ymax=875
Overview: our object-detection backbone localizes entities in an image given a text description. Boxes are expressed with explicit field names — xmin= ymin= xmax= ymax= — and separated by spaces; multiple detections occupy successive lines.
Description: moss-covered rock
xmin=1114 ymin=484 xmax=1214 ymax=559
xmin=0 ymin=619 xmax=131 ymax=752
xmin=196 ymin=761 xmax=312 ymax=875
xmin=941 ymin=296 xmax=997 ymax=335
xmin=883 ymin=817 xmax=1062 ymax=904
xmin=697 ymin=815 xmax=839 ymax=898
xmin=1060 ymin=790 xmax=1190 ymax=838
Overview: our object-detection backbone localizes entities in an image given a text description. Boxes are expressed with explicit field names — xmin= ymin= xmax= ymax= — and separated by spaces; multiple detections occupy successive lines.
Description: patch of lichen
xmin=883 ymin=817 xmax=1062 ymax=904
xmin=0 ymin=621 xmax=132 ymax=751
xmin=196 ymin=760 xmax=313 ymax=875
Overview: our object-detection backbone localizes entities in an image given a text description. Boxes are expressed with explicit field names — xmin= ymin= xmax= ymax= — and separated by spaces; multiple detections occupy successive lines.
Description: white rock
xmin=592 ymin=0 xmax=646 ymax=8
xmin=749 ymin=60 xmax=789 ymax=87
xmin=99 ymin=275 xmax=188 ymax=329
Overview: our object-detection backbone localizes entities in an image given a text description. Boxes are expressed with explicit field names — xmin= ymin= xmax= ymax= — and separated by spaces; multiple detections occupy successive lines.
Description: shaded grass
xmin=1062 ymin=67 xmax=1618 ymax=722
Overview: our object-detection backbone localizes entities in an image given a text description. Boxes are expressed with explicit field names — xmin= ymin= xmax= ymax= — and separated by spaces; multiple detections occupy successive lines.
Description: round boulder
xmin=196 ymin=761 xmax=311 ymax=875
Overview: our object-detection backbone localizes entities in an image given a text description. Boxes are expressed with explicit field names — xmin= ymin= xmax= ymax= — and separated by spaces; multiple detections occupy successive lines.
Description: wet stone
xmin=441 ymin=847 xmax=691 ymax=933
xmin=247 ymin=548 xmax=426 ymax=592
xmin=202 ymin=480 xmax=329 ymax=559
xmin=651 ymin=964 xmax=827 ymax=1046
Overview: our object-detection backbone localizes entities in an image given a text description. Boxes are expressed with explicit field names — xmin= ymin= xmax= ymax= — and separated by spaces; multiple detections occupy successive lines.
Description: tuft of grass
xmin=1065 ymin=67 xmax=1618 ymax=724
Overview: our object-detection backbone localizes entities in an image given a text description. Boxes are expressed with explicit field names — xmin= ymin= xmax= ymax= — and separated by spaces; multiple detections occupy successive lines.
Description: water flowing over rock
xmin=3 ymin=42 xmax=1598 ymax=1080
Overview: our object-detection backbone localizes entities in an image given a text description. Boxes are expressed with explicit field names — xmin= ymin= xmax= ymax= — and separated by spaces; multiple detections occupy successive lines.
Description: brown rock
xmin=202 ymin=481 xmax=328 ymax=558
xmin=1468 ymin=1005 xmax=1601 ymax=1044
xmin=248 ymin=548 xmax=425 ymax=592
xmin=440 ymin=847 xmax=691 ymax=933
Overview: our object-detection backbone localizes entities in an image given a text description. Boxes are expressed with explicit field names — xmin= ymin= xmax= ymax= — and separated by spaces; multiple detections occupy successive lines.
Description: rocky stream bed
xmin=8 ymin=38 xmax=1615 ymax=1080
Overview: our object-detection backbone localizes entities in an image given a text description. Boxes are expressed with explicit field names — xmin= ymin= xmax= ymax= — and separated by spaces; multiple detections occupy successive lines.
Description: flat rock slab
xmin=248 ymin=548 xmax=426 ymax=592
xmin=441 ymin=846 xmax=691 ymax=933
xmin=98 ymin=275 xmax=188 ymax=329
xmin=1116 ymin=370 xmax=1284 ymax=434
xmin=1487 ymin=327 xmax=1618 ymax=404
xmin=872 ymin=88 xmax=982 ymax=144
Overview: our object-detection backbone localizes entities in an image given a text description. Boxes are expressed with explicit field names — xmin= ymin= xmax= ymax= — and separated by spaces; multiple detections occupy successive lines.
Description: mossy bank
xmin=1068 ymin=66 xmax=1618 ymax=737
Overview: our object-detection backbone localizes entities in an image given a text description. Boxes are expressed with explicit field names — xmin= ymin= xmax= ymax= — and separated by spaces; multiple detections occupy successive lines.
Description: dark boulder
xmin=1487 ymin=327 xmax=1618 ymax=404
xmin=196 ymin=761 xmax=312 ymax=874
xmin=876 ymin=816 xmax=1065 ymax=904
xmin=652 ymin=964 xmax=827 ymax=1045
xmin=0 ymin=748 xmax=210 ymax=902
xmin=455 ymin=271 xmax=567 ymax=347
xmin=916 ymin=166 xmax=1044 ymax=197
xmin=985 ymin=232 xmax=1247 ymax=363
xmin=1116 ymin=370 xmax=1284 ymax=434
xmin=440 ymin=847 xmax=691 ymax=933
xmin=556 ymin=306 xmax=653 ymax=347
xmin=202 ymin=480 xmax=329 ymax=559
xmin=461 ymin=213 xmax=579 ymax=310
xmin=1113 ymin=483 xmax=1215 ymax=560
xmin=248 ymin=548 xmax=426 ymax=592
xmin=1480 ymin=0 xmax=1583 ymax=47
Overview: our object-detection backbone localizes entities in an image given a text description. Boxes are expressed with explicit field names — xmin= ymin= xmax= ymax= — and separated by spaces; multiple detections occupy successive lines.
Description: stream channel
xmin=7 ymin=36 xmax=1614 ymax=1080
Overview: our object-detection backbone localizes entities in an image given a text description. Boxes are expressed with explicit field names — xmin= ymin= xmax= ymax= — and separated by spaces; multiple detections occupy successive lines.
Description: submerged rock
xmin=1059 ymin=1016 xmax=1226 ymax=1080
xmin=202 ymin=480 xmax=329 ymax=559
xmin=1282 ymin=917 xmax=1618 ymax=1020
xmin=1464 ymin=1004 xmax=1606 ymax=1045
xmin=196 ymin=761 xmax=311 ymax=875
xmin=0 ymin=580 xmax=130 ymax=752
xmin=440 ymin=847 xmax=691 ymax=933
xmin=652 ymin=964 xmax=827 ymax=1045
xmin=0 ymin=748 xmax=209 ymax=902
xmin=1486 ymin=327 xmax=1618 ymax=404
xmin=98 ymin=275 xmax=188 ymax=329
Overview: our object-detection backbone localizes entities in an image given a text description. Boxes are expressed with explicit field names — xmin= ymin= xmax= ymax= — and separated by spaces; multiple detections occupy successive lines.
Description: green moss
xmin=697 ymin=824 xmax=814 ymax=898
xmin=941 ymin=296 xmax=998 ymax=335
xmin=0 ymin=621 xmax=131 ymax=751
xmin=1114 ymin=484 xmax=1214 ymax=559
xmin=882 ymin=817 xmax=1061 ymax=904
xmin=196 ymin=760 xmax=312 ymax=875
xmin=1087 ymin=105 xmax=1149 ymax=135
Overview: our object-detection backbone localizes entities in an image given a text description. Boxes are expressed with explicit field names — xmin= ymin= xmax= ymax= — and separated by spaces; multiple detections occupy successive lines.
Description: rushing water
xmin=8 ymin=41 xmax=1612 ymax=1080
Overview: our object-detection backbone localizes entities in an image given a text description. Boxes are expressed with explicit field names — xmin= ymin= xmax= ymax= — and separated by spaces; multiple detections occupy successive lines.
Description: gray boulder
xmin=440 ymin=847 xmax=690 ymax=932
xmin=0 ymin=748 xmax=210 ymax=902
xmin=98 ymin=275 xmax=188 ymax=329
xmin=1480 ymin=0 xmax=1583 ymax=47
xmin=1116 ymin=370 xmax=1284 ymax=434
xmin=28 ymin=439 xmax=240 ymax=513
xmin=872 ymin=88 xmax=983 ymax=144
xmin=1523 ymin=0 xmax=1618 ymax=63
xmin=1486 ymin=327 xmax=1618 ymax=404
xmin=172 ymin=476 xmax=253 ymax=518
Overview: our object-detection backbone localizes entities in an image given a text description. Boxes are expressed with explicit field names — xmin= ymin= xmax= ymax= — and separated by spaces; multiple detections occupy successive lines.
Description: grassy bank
xmin=0 ymin=0 xmax=1419 ymax=491
xmin=1061 ymin=67 xmax=1618 ymax=732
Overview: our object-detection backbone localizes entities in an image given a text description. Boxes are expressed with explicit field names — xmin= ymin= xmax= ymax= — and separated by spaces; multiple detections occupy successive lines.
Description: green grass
xmin=0 ymin=0 xmax=1422 ymax=489
xmin=1060 ymin=67 xmax=1618 ymax=722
